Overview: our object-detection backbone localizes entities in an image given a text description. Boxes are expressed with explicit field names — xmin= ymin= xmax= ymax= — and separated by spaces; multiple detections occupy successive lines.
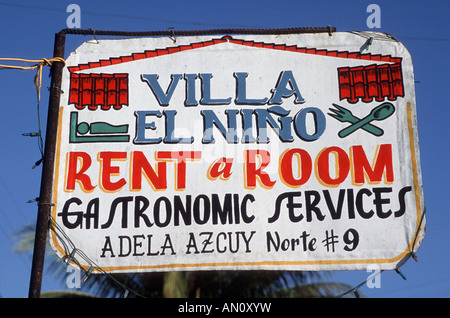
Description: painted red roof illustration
xmin=68 ymin=35 xmax=402 ymax=73
xmin=67 ymin=35 xmax=404 ymax=109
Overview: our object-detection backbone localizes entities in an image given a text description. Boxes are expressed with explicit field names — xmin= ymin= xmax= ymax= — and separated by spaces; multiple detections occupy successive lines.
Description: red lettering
xmin=156 ymin=151 xmax=201 ymax=190
xmin=279 ymin=148 xmax=312 ymax=187
xmin=207 ymin=157 xmax=234 ymax=180
xmin=65 ymin=152 xmax=96 ymax=192
xmin=98 ymin=152 xmax=127 ymax=192
xmin=351 ymin=144 xmax=394 ymax=185
xmin=244 ymin=149 xmax=276 ymax=189
xmin=62 ymin=145 xmax=394 ymax=194
xmin=315 ymin=147 xmax=350 ymax=187
xmin=131 ymin=151 xmax=167 ymax=191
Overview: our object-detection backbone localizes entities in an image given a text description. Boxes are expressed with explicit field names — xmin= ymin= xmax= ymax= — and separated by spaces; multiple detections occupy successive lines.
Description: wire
xmin=0 ymin=55 xmax=142 ymax=297
xmin=336 ymin=205 xmax=426 ymax=298
xmin=0 ymin=57 xmax=66 ymax=162
xmin=0 ymin=1 xmax=258 ymax=29
xmin=2 ymin=1 xmax=450 ymax=43
xmin=49 ymin=216 xmax=145 ymax=298
xmin=397 ymin=36 xmax=450 ymax=42
xmin=348 ymin=31 xmax=399 ymax=42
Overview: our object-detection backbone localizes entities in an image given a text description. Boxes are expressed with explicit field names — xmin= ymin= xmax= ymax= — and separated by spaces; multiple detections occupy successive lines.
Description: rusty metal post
xmin=28 ymin=30 xmax=66 ymax=298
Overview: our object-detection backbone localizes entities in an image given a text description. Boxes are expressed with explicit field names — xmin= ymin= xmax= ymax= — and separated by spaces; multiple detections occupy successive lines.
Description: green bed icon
xmin=69 ymin=112 xmax=130 ymax=143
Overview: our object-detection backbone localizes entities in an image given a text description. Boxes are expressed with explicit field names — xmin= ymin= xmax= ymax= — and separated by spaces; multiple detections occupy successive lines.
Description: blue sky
xmin=0 ymin=0 xmax=449 ymax=298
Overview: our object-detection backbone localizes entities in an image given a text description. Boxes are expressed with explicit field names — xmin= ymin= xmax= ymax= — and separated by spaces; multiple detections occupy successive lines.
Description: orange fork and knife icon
xmin=328 ymin=102 xmax=395 ymax=138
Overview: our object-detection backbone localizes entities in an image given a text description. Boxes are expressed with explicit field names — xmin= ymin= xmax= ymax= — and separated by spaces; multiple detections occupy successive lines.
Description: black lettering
xmin=305 ymin=190 xmax=325 ymax=222
xmin=287 ymin=192 xmax=303 ymax=222
xmin=200 ymin=232 xmax=214 ymax=253
xmin=84 ymin=197 xmax=99 ymax=229
xmin=216 ymin=232 xmax=227 ymax=253
xmin=356 ymin=188 xmax=374 ymax=219
xmin=241 ymin=231 xmax=255 ymax=253
xmin=185 ymin=232 xmax=199 ymax=254
xmin=58 ymin=197 xmax=83 ymax=229
xmin=193 ymin=195 xmax=210 ymax=224
xmin=266 ymin=231 xmax=280 ymax=252
xmin=147 ymin=234 xmax=160 ymax=256
xmin=241 ymin=194 xmax=255 ymax=223
xmin=154 ymin=196 xmax=172 ymax=227
xmin=212 ymin=193 xmax=233 ymax=224
xmin=134 ymin=196 xmax=153 ymax=228
xmin=323 ymin=189 xmax=345 ymax=220
xmin=174 ymin=195 xmax=192 ymax=226
xmin=100 ymin=236 xmax=115 ymax=258
xmin=343 ymin=228 xmax=359 ymax=251
xmin=133 ymin=234 xmax=145 ymax=256
xmin=270 ymin=192 xmax=303 ymax=223
xmin=347 ymin=189 xmax=356 ymax=219
xmin=101 ymin=196 xmax=133 ymax=229
xmin=119 ymin=235 xmax=131 ymax=257
xmin=60 ymin=193 xmax=258 ymax=231
xmin=233 ymin=193 xmax=241 ymax=223
xmin=228 ymin=232 xmax=240 ymax=253
xmin=160 ymin=234 xmax=175 ymax=255
xmin=394 ymin=186 xmax=412 ymax=217
xmin=373 ymin=187 xmax=392 ymax=218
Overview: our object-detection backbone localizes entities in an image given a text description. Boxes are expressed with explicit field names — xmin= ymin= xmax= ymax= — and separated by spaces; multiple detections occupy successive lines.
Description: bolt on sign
xmin=50 ymin=31 xmax=425 ymax=273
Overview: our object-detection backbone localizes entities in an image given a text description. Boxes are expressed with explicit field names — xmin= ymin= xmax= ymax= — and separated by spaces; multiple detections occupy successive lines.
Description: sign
xmin=50 ymin=32 xmax=425 ymax=273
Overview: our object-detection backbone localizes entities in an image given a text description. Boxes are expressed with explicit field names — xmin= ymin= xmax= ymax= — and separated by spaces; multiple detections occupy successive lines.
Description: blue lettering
xmin=234 ymin=72 xmax=269 ymax=105
xmin=134 ymin=110 xmax=162 ymax=144
xmin=201 ymin=109 xmax=239 ymax=143
xmin=141 ymin=74 xmax=183 ymax=106
xmin=254 ymin=106 xmax=294 ymax=143
xmin=269 ymin=70 xmax=305 ymax=105
xmin=241 ymin=109 xmax=256 ymax=143
xmin=163 ymin=110 xmax=194 ymax=144
xmin=134 ymin=110 xmax=193 ymax=144
xmin=184 ymin=73 xmax=198 ymax=107
xmin=199 ymin=73 xmax=232 ymax=105
xmin=294 ymin=107 xmax=326 ymax=141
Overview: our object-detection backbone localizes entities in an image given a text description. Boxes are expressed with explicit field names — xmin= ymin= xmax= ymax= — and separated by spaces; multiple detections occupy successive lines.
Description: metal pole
xmin=28 ymin=30 xmax=66 ymax=298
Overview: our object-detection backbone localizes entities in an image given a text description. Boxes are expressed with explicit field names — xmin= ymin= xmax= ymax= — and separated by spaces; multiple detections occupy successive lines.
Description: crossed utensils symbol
xmin=328 ymin=102 xmax=395 ymax=138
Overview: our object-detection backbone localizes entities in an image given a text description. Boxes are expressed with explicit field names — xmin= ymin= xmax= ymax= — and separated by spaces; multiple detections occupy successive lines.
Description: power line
xmin=397 ymin=36 xmax=450 ymax=42
xmin=2 ymin=2 xmax=449 ymax=43
xmin=0 ymin=1 xmax=258 ymax=29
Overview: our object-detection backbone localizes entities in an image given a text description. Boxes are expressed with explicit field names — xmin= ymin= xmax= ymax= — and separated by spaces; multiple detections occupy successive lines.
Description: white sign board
xmin=50 ymin=32 xmax=425 ymax=273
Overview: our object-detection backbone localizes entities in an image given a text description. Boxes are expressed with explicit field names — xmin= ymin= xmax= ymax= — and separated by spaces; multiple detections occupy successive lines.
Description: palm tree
xmin=14 ymin=223 xmax=358 ymax=298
